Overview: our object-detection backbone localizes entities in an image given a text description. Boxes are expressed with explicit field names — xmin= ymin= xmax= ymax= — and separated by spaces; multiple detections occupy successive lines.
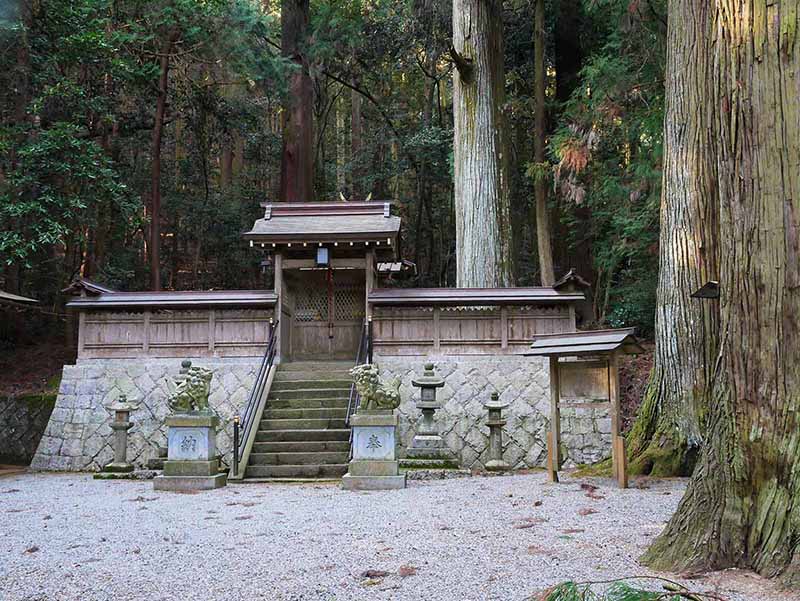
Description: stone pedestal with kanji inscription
xmin=154 ymin=414 xmax=227 ymax=491
xmin=342 ymin=411 xmax=406 ymax=490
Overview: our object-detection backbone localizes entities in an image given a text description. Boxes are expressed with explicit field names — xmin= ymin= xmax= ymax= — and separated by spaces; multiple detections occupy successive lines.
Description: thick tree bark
xmin=625 ymin=0 xmax=718 ymax=477
xmin=147 ymin=33 xmax=175 ymax=291
xmin=533 ymin=0 xmax=555 ymax=286
xmin=279 ymin=0 xmax=313 ymax=203
xmin=452 ymin=0 xmax=514 ymax=287
xmin=644 ymin=1 xmax=800 ymax=584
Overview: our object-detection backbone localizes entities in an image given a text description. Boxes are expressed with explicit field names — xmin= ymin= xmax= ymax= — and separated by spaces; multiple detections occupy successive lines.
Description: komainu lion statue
xmin=166 ymin=360 xmax=214 ymax=413
xmin=350 ymin=363 xmax=401 ymax=411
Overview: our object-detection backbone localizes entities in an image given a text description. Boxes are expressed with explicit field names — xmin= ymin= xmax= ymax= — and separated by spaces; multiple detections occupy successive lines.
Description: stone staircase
xmin=244 ymin=361 xmax=352 ymax=481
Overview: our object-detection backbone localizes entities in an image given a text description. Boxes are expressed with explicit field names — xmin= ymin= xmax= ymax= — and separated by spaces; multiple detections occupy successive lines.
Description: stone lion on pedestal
xmin=350 ymin=363 xmax=401 ymax=411
xmin=166 ymin=360 xmax=214 ymax=414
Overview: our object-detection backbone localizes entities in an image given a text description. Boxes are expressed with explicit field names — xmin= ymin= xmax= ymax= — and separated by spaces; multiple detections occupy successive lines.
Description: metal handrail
xmin=345 ymin=318 xmax=372 ymax=427
xmin=233 ymin=319 xmax=278 ymax=477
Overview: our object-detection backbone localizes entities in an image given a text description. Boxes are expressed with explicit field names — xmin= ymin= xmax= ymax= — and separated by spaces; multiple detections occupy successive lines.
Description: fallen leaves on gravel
xmin=24 ymin=546 xmax=39 ymax=554
xmin=561 ymin=528 xmax=585 ymax=534
xmin=234 ymin=515 xmax=253 ymax=520
xmin=398 ymin=565 xmax=417 ymax=577
xmin=578 ymin=508 xmax=599 ymax=516
xmin=514 ymin=516 xmax=548 ymax=529
xmin=3 ymin=489 xmax=20 ymax=493
xmin=127 ymin=496 xmax=157 ymax=503
xmin=361 ymin=569 xmax=390 ymax=578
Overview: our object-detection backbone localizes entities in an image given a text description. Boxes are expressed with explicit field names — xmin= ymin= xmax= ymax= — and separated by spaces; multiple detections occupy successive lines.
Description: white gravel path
xmin=0 ymin=472 xmax=793 ymax=601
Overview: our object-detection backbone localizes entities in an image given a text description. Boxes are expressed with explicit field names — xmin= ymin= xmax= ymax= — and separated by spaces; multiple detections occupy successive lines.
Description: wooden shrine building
xmin=35 ymin=200 xmax=622 ymax=480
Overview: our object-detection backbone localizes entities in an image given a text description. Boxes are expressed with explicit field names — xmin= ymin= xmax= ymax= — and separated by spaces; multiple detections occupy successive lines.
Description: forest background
xmin=0 ymin=0 xmax=665 ymax=336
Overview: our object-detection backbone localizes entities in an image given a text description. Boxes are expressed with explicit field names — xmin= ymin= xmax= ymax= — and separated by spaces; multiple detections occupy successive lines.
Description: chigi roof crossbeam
xmin=243 ymin=201 xmax=401 ymax=248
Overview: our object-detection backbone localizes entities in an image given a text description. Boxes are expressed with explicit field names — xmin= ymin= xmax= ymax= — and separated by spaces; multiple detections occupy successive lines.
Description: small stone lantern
xmin=483 ymin=392 xmax=511 ymax=472
xmin=95 ymin=394 xmax=140 ymax=478
xmin=404 ymin=363 xmax=457 ymax=468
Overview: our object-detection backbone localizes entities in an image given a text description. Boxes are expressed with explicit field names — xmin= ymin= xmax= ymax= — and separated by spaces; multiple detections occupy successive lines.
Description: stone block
xmin=347 ymin=460 xmax=399 ymax=477
xmin=341 ymin=473 xmax=406 ymax=490
xmin=153 ymin=473 xmax=227 ymax=492
xmin=163 ymin=458 xmax=220 ymax=477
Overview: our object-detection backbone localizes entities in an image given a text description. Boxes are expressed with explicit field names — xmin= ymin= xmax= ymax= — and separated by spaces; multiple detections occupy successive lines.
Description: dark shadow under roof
xmin=368 ymin=287 xmax=584 ymax=306
xmin=67 ymin=290 xmax=277 ymax=310
xmin=525 ymin=328 xmax=644 ymax=357
xmin=244 ymin=201 xmax=401 ymax=244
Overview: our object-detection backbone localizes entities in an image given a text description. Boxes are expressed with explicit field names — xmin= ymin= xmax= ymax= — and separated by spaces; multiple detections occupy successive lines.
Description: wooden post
xmin=274 ymin=252 xmax=283 ymax=363
xmin=208 ymin=309 xmax=215 ymax=355
xmin=608 ymin=351 xmax=627 ymax=488
xmin=500 ymin=306 xmax=508 ymax=349
xmin=77 ymin=310 xmax=86 ymax=358
xmin=433 ymin=307 xmax=441 ymax=353
xmin=142 ymin=310 xmax=151 ymax=354
xmin=365 ymin=250 xmax=374 ymax=320
xmin=547 ymin=356 xmax=561 ymax=482
xmin=615 ymin=436 xmax=628 ymax=489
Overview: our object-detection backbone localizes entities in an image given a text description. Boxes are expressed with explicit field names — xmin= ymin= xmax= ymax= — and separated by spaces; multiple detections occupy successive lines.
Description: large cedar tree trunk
xmin=452 ymin=0 xmax=514 ymax=287
xmin=279 ymin=0 xmax=313 ymax=203
xmin=147 ymin=33 xmax=176 ymax=291
xmin=644 ymin=1 xmax=800 ymax=584
xmin=625 ymin=0 xmax=718 ymax=477
xmin=533 ymin=0 xmax=554 ymax=286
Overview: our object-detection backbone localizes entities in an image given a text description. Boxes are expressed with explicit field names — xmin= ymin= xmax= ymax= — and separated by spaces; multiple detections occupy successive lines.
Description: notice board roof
xmin=526 ymin=328 xmax=644 ymax=357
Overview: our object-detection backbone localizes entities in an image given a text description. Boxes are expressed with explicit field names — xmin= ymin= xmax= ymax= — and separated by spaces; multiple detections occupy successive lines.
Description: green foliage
xmin=0 ymin=122 xmax=137 ymax=266
xmin=549 ymin=0 xmax=666 ymax=334
xmin=546 ymin=581 xmax=665 ymax=600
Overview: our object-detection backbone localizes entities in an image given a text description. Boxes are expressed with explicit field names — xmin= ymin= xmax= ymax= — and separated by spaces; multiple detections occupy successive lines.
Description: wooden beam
xmin=142 ymin=310 xmax=151 ymax=353
xmin=208 ymin=310 xmax=215 ymax=354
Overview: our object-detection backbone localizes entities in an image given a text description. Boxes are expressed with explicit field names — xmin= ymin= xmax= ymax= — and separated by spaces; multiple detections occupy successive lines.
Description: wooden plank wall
xmin=372 ymin=305 xmax=575 ymax=355
xmin=78 ymin=308 xmax=274 ymax=359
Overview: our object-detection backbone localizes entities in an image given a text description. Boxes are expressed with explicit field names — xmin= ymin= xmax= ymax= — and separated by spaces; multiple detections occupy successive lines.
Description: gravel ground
xmin=0 ymin=472 xmax=793 ymax=601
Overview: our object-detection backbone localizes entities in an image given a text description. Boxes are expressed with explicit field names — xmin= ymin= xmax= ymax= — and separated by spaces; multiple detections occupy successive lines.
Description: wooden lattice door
xmin=288 ymin=270 xmax=364 ymax=360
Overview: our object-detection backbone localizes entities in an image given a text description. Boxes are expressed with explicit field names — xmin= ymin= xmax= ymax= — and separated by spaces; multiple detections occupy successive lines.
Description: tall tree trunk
xmin=644 ymin=1 xmax=800 ymax=585
xmin=279 ymin=0 xmax=313 ymax=203
xmin=452 ymin=0 xmax=514 ymax=287
xmin=625 ymin=0 xmax=718 ymax=477
xmin=533 ymin=0 xmax=555 ymax=286
xmin=350 ymin=87 xmax=363 ymax=199
xmin=148 ymin=33 xmax=175 ymax=291
xmin=335 ymin=94 xmax=346 ymax=193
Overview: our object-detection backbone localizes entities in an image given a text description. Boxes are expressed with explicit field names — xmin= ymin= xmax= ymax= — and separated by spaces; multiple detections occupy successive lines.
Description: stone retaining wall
xmin=31 ymin=355 xmax=612 ymax=472
xmin=0 ymin=394 xmax=57 ymax=464
xmin=30 ymin=358 xmax=259 ymax=472
xmin=376 ymin=355 xmax=611 ymax=470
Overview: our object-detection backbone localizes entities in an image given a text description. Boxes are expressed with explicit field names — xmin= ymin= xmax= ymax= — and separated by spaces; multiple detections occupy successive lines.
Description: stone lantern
xmin=483 ymin=392 xmax=511 ymax=472
xmin=95 ymin=394 xmax=140 ymax=478
xmin=404 ymin=363 xmax=457 ymax=469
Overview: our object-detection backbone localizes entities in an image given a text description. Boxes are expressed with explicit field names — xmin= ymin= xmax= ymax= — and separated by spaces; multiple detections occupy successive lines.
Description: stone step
xmin=248 ymin=451 xmax=350 ymax=466
xmin=268 ymin=388 xmax=349 ymax=401
xmin=274 ymin=371 xmax=352 ymax=382
xmin=255 ymin=428 xmax=351 ymax=443
xmin=263 ymin=407 xmax=348 ymax=420
xmin=258 ymin=417 xmax=348 ymax=431
xmin=271 ymin=379 xmax=352 ymax=391
xmin=244 ymin=463 xmax=348 ymax=479
xmin=267 ymin=398 xmax=349 ymax=410
xmin=278 ymin=362 xmax=352 ymax=372
xmin=252 ymin=440 xmax=350 ymax=454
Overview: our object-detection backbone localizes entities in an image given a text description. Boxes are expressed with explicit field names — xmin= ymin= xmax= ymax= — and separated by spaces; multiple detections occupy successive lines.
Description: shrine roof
xmin=368 ymin=287 xmax=584 ymax=306
xmin=525 ymin=328 xmax=644 ymax=357
xmin=66 ymin=290 xmax=277 ymax=310
xmin=243 ymin=201 xmax=401 ymax=245
xmin=0 ymin=290 xmax=39 ymax=306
